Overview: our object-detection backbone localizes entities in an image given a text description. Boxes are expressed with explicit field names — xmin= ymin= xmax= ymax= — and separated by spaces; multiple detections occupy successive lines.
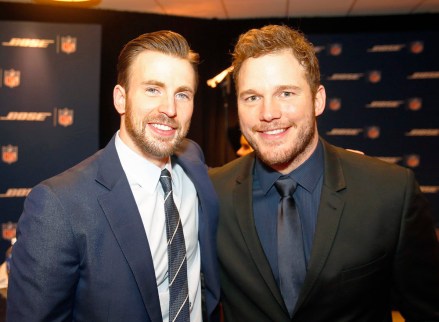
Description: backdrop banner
xmin=310 ymin=31 xmax=439 ymax=224
xmin=0 ymin=21 xmax=101 ymax=262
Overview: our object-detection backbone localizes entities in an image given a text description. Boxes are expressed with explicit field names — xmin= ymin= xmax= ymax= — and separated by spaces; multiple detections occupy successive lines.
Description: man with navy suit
xmin=7 ymin=31 xmax=220 ymax=322
xmin=209 ymin=25 xmax=439 ymax=321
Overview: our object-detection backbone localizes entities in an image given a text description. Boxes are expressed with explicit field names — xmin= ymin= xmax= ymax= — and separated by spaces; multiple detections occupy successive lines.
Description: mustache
xmin=145 ymin=114 xmax=178 ymax=129
xmin=252 ymin=121 xmax=295 ymax=132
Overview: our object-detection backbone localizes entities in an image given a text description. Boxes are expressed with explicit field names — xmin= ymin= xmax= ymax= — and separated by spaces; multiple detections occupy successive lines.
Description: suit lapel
xmin=174 ymin=150 xmax=209 ymax=213
xmin=234 ymin=155 xmax=286 ymax=309
xmin=173 ymin=140 xmax=221 ymax=318
xmin=173 ymin=141 xmax=215 ymax=250
xmin=296 ymin=140 xmax=346 ymax=309
xmin=95 ymin=137 xmax=162 ymax=322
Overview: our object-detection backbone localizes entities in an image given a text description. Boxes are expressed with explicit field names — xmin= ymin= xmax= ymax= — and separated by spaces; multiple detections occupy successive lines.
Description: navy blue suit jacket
xmin=7 ymin=135 xmax=220 ymax=322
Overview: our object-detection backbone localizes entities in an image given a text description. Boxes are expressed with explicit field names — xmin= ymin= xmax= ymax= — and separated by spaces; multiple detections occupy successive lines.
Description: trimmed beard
xmin=245 ymin=113 xmax=316 ymax=168
xmin=125 ymin=103 xmax=190 ymax=159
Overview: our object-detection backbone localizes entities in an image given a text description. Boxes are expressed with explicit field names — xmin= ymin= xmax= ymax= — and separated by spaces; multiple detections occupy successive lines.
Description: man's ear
xmin=314 ymin=85 xmax=326 ymax=117
xmin=113 ymin=85 xmax=126 ymax=115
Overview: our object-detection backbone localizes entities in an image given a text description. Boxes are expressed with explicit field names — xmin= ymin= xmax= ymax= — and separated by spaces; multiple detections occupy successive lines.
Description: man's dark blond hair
xmin=232 ymin=24 xmax=320 ymax=97
xmin=117 ymin=30 xmax=200 ymax=92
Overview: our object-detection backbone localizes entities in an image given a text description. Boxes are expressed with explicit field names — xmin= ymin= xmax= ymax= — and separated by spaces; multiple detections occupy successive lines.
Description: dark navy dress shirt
xmin=252 ymin=140 xmax=324 ymax=283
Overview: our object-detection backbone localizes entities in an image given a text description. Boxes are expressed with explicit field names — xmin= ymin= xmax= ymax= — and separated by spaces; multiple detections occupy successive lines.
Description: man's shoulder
xmin=39 ymin=148 xmax=103 ymax=190
xmin=176 ymin=138 xmax=204 ymax=162
xmin=209 ymin=153 xmax=254 ymax=182
xmin=325 ymin=141 xmax=412 ymax=183
xmin=44 ymin=134 xmax=119 ymax=187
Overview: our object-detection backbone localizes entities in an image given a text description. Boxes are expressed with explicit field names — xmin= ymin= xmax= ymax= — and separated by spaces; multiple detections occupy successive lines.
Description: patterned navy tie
xmin=160 ymin=169 xmax=190 ymax=322
xmin=274 ymin=176 xmax=306 ymax=317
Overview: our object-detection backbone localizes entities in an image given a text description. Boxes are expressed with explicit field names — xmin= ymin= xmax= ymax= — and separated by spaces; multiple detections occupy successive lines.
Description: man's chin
xmin=151 ymin=145 xmax=177 ymax=159
xmin=256 ymin=149 xmax=288 ymax=166
xmin=150 ymin=137 xmax=184 ymax=158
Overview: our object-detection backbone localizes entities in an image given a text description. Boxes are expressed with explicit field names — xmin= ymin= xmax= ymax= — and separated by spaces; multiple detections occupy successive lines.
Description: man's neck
xmin=270 ymin=135 xmax=319 ymax=175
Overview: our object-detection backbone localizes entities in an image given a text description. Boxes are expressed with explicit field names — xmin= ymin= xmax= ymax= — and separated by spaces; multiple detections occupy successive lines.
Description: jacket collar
xmin=95 ymin=135 xmax=163 ymax=322
xmin=232 ymin=138 xmax=347 ymax=314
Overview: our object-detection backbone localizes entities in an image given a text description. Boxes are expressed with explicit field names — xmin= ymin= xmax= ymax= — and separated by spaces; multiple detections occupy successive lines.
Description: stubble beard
xmin=244 ymin=114 xmax=317 ymax=168
xmin=125 ymin=105 xmax=189 ymax=159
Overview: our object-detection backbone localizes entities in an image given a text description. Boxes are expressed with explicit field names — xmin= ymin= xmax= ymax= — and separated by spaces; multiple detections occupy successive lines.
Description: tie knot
xmin=274 ymin=176 xmax=297 ymax=197
xmin=159 ymin=168 xmax=172 ymax=194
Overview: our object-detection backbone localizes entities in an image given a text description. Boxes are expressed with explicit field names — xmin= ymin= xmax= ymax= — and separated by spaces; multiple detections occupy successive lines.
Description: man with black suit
xmin=7 ymin=31 xmax=220 ymax=322
xmin=209 ymin=25 xmax=439 ymax=321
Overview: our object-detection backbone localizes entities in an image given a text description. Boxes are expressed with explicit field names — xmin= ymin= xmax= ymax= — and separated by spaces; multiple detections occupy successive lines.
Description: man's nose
xmin=158 ymin=94 xmax=177 ymax=117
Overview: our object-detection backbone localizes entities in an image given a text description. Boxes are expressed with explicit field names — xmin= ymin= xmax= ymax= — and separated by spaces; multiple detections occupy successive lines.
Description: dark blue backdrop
xmin=311 ymin=31 xmax=439 ymax=223
xmin=0 ymin=21 xmax=101 ymax=262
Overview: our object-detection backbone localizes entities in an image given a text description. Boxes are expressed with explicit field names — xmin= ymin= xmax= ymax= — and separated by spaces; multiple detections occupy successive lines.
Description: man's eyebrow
xmin=275 ymin=84 xmax=302 ymax=92
xmin=141 ymin=80 xmax=165 ymax=87
xmin=239 ymin=89 xmax=258 ymax=98
xmin=177 ymin=85 xmax=195 ymax=93
xmin=141 ymin=81 xmax=194 ymax=94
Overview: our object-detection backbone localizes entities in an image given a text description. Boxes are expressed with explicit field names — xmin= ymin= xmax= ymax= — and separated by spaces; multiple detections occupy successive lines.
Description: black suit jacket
xmin=7 ymin=135 xmax=220 ymax=322
xmin=210 ymin=139 xmax=439 ymax=322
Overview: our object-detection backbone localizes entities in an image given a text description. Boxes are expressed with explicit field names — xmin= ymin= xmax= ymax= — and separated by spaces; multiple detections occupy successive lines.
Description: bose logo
xmin=0 ymin=112 xmax=52 ymax=121
xmin=0 ymin=188 xmax=31 ymax=198
xmin=2 ymin=38 xmax=55 ymax=48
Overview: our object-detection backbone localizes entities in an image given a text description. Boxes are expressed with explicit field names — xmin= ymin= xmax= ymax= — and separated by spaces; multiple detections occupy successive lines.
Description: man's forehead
xmin=129 ymin=52 xmax=196 ymax=88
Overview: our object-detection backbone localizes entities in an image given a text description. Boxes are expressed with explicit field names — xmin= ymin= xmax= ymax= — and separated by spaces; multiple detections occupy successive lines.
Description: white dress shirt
xmin=115 ymin=132 xmax=202 ymax=322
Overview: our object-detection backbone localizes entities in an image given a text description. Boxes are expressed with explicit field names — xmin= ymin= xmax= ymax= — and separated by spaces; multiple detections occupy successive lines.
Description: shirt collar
xmin=255 ymin=139 xmax=324 ymax=195
xmin=115 ymin=131 xmax=171 ymax=193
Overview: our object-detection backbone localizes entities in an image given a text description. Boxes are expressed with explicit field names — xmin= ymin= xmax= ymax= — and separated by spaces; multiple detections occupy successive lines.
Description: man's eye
xmin=176 ymin=92 xmax=191 ymax=100
xmin=281 ymin=91 xmax=294 ymax=97
xmin=245 ymin=95 xmax=258 ymax=102
xmin=146 ymin=88 xmax=160 ymax=95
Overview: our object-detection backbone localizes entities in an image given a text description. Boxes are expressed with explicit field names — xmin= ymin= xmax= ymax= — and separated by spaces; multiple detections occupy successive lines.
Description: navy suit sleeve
xmin=7 ymin=184 xmax=79 ymax=322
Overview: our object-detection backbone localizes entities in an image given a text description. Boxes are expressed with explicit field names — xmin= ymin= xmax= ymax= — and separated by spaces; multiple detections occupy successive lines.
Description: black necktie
xmin=159 ymin=169 xmax=190 ymax=322
xmin=274 ymin=176 xmax=306 ymax=317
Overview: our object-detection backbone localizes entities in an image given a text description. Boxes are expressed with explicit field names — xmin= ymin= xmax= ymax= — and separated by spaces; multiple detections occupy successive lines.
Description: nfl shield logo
xmin=329 ymin=43 xmax=342 ymax=56
xmin=410 ymin=41 xmax=424 ymax=54
xmin=4 ymin=69 xmax=20 ymax=88
xmin=365 ymin=126 xmax=380 ymax=139
xmin=407 ymin=97 xmax=422 ymax=111
xmin=2 ymin=145 xmax=18 ymax=164
xmin=2 ymin=222 xmax=17 ymax=241
xmin=61 ymin=36 xmax=77 ymax=54
xmin=329 ymin=98 xmax=342 ymax=111
xmin=368 ymin=70 xmax=381 ymax=83
xmin=58 ymin=108 xmax=74 ymax=127
xmin=405 ymin=154 xmax=420 ymax=168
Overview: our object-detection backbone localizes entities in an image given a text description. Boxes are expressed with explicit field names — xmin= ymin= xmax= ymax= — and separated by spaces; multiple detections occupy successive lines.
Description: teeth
xmin=152 ymin=123 xmax=172 ymax=131
xmin=264 ymin=129 xmax=285 ymax=135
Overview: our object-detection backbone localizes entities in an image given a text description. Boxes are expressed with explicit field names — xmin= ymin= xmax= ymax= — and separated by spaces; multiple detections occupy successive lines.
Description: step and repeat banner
xmin=310 ymin=31 xmax=439 ymax=224
xmin=0 ymin=23 xmax=437 ymax=264
xmin=0 ymin=21 xmax=101 ymax=262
